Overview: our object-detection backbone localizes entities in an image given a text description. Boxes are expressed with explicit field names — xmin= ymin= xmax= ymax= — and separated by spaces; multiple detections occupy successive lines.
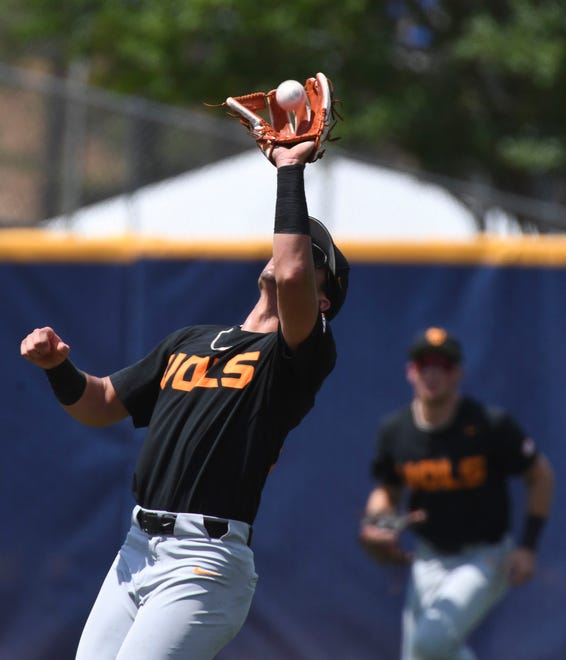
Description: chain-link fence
xmin=1 ymin=61 xmax=565 ymax=233
xmin=0 ymin=62 xmax=249 ymax=228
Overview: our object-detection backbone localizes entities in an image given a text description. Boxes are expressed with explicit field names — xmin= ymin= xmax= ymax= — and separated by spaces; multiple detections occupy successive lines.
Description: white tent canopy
xmin=46 ymin=151 xmax=519 ymax=241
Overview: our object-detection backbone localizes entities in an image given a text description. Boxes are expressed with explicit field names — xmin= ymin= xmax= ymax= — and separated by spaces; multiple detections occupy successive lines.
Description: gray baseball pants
xmin=402 ymin=536 xmax=512 ymax=660
xmin=76 ymin=506 xmax=257 ymax=660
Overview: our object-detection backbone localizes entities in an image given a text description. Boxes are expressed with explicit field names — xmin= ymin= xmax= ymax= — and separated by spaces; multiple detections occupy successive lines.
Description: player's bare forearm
xmin=273 ymin=233 xmax=319 ymax=348
xmin=524 ymin=453 xmax=554 ymax=517
xmin=63 ymin=374 xmax=129 ymax=427
xmin=512 ymin=453 xmax=554 ymax=578
xmin=364 ymin=485 xmax=402 ymax=517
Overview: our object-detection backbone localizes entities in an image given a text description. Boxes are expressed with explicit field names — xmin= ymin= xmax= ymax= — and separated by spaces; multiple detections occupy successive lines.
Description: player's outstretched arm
xmin=20 ymin=326 xmax=129 ymax=427
xmin=271 ymin=142 xmax=324 ymax=350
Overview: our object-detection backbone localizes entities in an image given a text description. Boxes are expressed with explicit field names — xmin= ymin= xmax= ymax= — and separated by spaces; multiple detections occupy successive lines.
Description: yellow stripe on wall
xmin=0 ymin=230 xmax=270 ymax=262
xmin=346 ymin=235 xmax=566 ymax=267
xmin=1 ymin=229 xmax=566 ymax=267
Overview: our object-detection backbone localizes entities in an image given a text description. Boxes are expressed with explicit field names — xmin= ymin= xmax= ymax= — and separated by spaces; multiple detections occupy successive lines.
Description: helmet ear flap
xmin=308 ymin=216 xmax=349 ymax=320
xmin=324 ymin=268 xmax=349 ymax=320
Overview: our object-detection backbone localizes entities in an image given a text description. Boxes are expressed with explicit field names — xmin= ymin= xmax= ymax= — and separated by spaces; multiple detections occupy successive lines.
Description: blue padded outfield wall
xmin=1 ymin=232 xmax=566 ymax=660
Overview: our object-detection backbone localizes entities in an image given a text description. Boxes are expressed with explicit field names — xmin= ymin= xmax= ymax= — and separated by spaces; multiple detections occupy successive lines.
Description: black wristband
xmin=45 ymin=359 xmax=87 ymax=406
xmin=520 ymin=514 xmax=547 ymax=551
xmin=274 ymin=165 xmax=310 ymax=235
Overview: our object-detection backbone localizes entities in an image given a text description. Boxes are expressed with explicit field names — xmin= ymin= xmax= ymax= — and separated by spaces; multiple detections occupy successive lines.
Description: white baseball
xmin=275 ymin=79 xmax=306 ymax=111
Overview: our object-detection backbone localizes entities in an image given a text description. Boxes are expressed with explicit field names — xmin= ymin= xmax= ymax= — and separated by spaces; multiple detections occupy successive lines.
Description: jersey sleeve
xmin=279 ymin=314 xmax=336 ymax=383
xmin=110 ymin=328 xmax=189 ymax=428
xmin=271 ymin=314 xmax=336 ymax=428
xmin=489 ymin=408 xmax=538 ymax=475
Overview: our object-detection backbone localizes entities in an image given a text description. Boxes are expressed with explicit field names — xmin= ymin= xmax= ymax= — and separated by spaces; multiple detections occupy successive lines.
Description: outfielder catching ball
xmin=360 ymin=328 xmax=554 ymax=660
xmin=21 ymin=75 xmax=348 ymax=659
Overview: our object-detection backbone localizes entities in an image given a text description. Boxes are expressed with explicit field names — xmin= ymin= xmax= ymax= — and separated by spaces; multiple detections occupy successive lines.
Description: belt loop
xmin=203 ymin=518 xmax=229 ymax=539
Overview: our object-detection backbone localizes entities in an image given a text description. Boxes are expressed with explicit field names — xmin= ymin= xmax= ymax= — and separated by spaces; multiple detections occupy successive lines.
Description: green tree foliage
xmin=2 ymin=0 xmax=565 ymax=228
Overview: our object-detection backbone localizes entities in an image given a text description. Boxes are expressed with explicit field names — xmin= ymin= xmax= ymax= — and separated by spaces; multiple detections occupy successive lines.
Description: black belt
xmin=425 ymin=535 xmax=504 ymax=555
xmin=136 ymin=510 xmax=252 ymax=546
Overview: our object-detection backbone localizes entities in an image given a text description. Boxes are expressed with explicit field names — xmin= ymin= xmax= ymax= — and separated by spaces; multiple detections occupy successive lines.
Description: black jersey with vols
xmin=372 ymin=397 xmax=538 ymax=552
xmin=111 ymin=320 xmax=335 ymax=525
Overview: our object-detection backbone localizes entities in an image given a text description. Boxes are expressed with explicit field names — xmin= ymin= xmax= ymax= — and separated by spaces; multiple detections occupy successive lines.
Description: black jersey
xmin=110 ymin=317 xmax=335 ymax=524
xmin=372 ymin=397 xmax=537 ymax=552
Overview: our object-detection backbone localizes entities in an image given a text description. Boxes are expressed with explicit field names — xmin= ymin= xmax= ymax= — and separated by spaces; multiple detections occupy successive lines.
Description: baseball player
xmin=359 ymin=327 xmax=554 ymax=660
xmin=20 ymin=140 xmax=349 ymax=659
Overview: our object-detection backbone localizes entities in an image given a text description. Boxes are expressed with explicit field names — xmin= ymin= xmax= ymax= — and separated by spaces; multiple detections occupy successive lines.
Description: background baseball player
xmin=359 ymin=327 xmax=554 ymax=660
xmin=20 ymin=75 xmax=349 ymax=659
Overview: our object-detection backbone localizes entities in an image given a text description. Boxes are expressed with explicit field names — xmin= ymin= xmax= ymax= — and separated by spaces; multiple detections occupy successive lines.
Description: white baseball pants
xmin=76 ymin=506 xmax=258 ymax=660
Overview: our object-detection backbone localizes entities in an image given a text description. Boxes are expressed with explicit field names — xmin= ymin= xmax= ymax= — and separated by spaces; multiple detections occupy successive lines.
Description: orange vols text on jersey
xmin=398 ymin=456 xmax=487 ymax=491
xmin=160 ymin=352 xmax=260 ymax=392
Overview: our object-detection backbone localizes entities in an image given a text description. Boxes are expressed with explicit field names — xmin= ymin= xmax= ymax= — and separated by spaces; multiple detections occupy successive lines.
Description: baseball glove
xmin=359 ymin=510 xmax=427 ymax=565
xmin=221 ymin=72 xmax=341 ymax=163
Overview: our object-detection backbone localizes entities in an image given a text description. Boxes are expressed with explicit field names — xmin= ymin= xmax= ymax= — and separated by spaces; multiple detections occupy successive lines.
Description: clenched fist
xmin=20 ymin=327 xmax=70 ymax=370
